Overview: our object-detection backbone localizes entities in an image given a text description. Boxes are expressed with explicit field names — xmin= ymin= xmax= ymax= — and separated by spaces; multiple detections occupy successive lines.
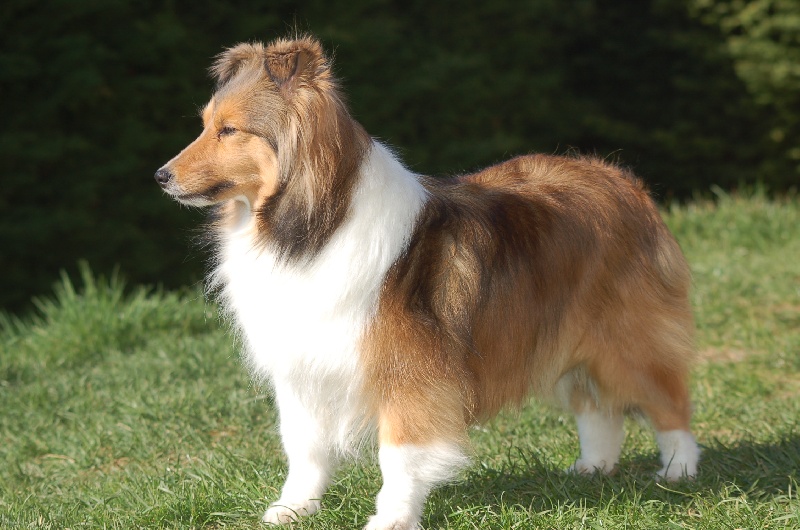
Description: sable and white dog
xmin=155 ymin=35 xmax=699 ymax=529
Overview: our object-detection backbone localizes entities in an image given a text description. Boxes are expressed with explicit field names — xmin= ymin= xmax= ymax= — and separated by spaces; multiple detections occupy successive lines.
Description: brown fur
xmin=162 ymin=35 xmax=695 ymax=450
xmin=363 ymin=154 xmax=694 ymax=447
xmin=164 ymin=36 xmax=369 ymax=260
xmin=157 ymin=36 xmax=697 ymax=524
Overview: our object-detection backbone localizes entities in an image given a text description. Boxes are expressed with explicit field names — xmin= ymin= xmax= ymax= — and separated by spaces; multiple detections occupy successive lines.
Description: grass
xmin=2 ymin=190 xmax=799 ymax=529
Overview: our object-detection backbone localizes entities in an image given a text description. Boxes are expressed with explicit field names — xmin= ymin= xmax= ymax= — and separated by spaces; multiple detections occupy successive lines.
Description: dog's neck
xmin=216 ymin=141 xmax=428 ymax=268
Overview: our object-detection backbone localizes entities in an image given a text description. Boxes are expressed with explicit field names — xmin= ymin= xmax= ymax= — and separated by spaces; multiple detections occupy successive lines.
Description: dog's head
xmin=155 ymin=36 xmax=367 ymax=226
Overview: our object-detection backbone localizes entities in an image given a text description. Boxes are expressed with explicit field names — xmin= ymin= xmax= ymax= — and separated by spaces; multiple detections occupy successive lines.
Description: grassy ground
xmin=2 ymin=190 xmax=799 ymax=529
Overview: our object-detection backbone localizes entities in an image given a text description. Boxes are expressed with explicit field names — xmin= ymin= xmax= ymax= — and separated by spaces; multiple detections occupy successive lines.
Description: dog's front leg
xmin=365 ymin=442 xmax=468 ymax=530
xmin=263 ymin=383 xmax=335 ymax=525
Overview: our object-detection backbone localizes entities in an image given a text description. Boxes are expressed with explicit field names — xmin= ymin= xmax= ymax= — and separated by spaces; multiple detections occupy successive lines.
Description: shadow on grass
xmin=696 ymin=434 xmax=800 ymax=494
xmin=427 ymin=433 xmax=800 ymax=525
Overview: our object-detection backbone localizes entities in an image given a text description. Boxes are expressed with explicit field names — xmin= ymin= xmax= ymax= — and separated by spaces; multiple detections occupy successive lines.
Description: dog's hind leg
xmin=568 ymin=394 xmax=625 ymax=475
xmin=263 ymin=384 xmax=336 ymax=525
xmin=654 ymin=429 xmax=699 ymax=481
xmin=637 ymin=367 xmax=699 ymax=481
xmin=571 ymin=408 xmax=625 ymax=475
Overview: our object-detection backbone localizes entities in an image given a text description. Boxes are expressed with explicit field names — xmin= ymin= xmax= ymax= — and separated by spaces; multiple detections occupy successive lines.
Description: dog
xmin=155 ymin=35 xmax=699 ymax=530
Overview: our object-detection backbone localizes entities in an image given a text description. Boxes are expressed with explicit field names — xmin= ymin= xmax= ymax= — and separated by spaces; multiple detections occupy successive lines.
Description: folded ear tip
xmin=264 ymin=35 xmax=328 ymax=88
xmin=211 ymin=42 xmax=265 ymax=86
xmin=265 ymin=52 xmax=299 ymax=86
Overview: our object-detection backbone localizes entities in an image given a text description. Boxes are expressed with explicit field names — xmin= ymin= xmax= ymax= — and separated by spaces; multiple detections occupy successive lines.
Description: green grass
xmin=2 ymin=191 xmax=799 ymax=529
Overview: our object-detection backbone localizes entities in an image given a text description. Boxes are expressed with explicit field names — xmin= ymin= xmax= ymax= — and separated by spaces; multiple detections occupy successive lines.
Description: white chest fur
xmin=213 ymin=143 xmax=428 ymax=451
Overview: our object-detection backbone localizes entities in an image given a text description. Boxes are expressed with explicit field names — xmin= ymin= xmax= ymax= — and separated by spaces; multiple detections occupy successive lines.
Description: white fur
xmin=656 ymin=429 xmax=700 ymax=481
xmin=261 ymin=382 xmax=331 ymax=524
xmin=366 ymin=443 xmax=470 ymax=530
xmin=570 ymin=410 xmax=625 ymax=474
xmin=214 ymin=142 xmax=429 ymax=519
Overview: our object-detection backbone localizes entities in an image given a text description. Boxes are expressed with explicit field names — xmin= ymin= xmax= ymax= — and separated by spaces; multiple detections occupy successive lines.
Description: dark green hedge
xmin=1 ymin=0 xmax=797 ymax=311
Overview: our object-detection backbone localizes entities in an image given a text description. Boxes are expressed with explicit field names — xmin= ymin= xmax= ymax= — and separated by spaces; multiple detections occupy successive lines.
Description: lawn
xmin=2 ymin=190 xmax=799 ymax=529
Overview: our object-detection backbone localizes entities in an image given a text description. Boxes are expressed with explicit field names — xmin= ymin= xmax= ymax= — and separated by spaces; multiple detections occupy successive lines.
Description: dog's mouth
xmin=168 ymin=182 xmax=237 ymax=207
xmin=173 ymin=192 xmax=215 ymax=207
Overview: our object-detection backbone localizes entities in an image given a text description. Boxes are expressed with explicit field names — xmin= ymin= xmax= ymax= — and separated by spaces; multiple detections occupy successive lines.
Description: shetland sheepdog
xmin=155 ymin=35 xmax=699 ymax=530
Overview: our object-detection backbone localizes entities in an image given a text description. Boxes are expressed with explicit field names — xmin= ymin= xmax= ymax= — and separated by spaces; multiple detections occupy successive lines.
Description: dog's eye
xmin=218 ymin=126 xmax=237 ymax=139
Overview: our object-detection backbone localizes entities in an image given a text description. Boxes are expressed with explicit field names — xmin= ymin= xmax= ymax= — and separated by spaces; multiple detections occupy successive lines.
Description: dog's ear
xmin=211 ymin=43 xmax=264 ymax=87
xmin=264 ymin=37 xmax=327 ymax=92
xmin=264 ymin=50 xmax=304 ymax=87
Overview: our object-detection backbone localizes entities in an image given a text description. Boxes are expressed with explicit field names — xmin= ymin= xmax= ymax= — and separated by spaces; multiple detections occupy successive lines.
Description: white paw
xmin=364 ymin=514 xmax=420 ymax=530
xmin=568 ymin=458 xmax=616 ymax=475
xmin=262 ymin=499 xmax=321 ymax=525
xmin=655 ymin=430 xmax=700 ymax=482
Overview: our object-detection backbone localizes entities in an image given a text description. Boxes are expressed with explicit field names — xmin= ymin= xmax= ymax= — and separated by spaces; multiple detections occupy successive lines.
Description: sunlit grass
xmin=2 ymin=192 xmax=799 ymax=529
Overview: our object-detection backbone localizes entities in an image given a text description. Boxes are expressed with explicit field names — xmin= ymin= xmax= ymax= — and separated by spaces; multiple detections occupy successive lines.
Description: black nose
xmin=154 ymin=168 xmax=173 ymax=186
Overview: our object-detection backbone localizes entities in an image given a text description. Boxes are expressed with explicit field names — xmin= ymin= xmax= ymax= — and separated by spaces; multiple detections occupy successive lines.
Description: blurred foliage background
xmin=1 ymin=0 xmax=798 ymax=311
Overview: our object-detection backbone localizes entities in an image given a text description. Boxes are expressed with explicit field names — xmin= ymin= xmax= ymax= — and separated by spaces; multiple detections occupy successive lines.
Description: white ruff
xmin=213 ymin=142 xmax=428 ymax=454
